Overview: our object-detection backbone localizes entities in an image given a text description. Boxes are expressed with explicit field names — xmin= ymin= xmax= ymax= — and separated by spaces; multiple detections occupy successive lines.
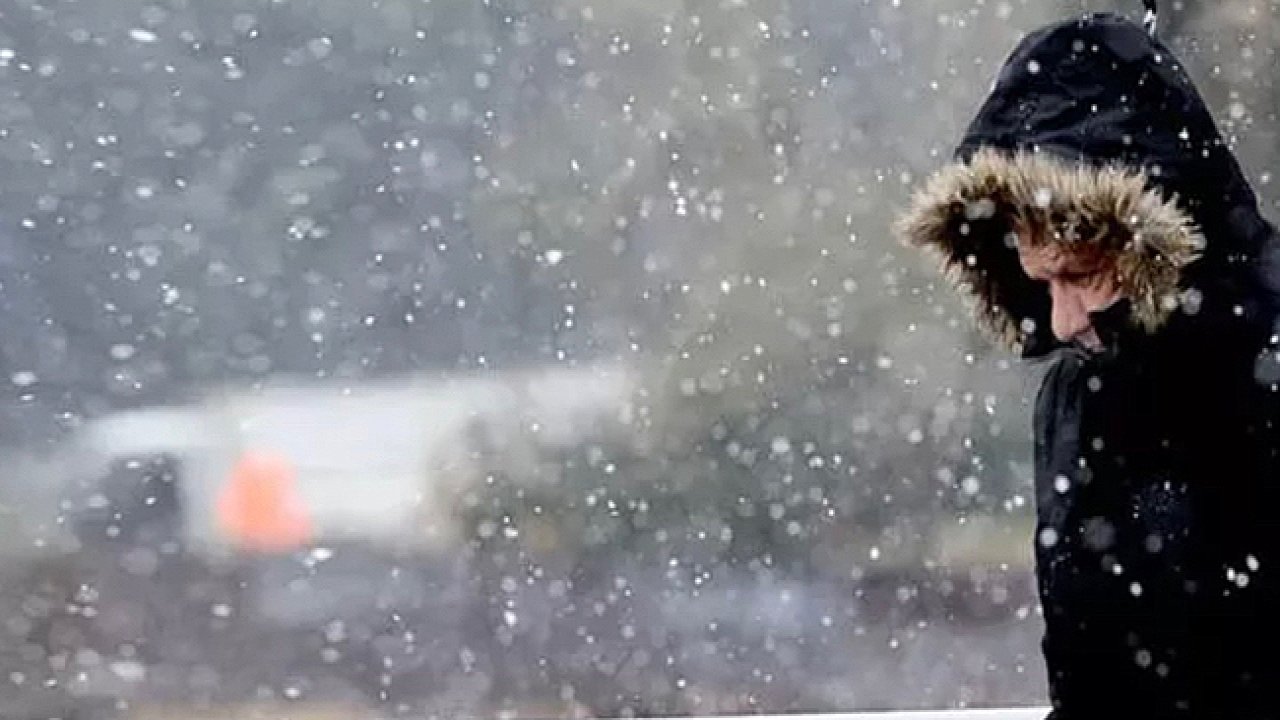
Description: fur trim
xmin=895 ymin=148 xmax=1204 ymax=351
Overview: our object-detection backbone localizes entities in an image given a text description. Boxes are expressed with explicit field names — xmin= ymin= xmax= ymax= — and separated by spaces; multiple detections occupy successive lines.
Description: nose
xmin=1049 ymin=284 xmax=1092 ymax=344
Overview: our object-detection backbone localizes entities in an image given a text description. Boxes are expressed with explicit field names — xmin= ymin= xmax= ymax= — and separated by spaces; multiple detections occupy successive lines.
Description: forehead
xmin=1017 ymin=238 xmax=1108 ymax=274
xmin=1017 ymin=241 xmax=1064 ymax=267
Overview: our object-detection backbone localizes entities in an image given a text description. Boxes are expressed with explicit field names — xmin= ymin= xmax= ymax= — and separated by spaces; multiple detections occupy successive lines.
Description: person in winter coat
xmin=896 ymin=11 xmax=1280 ymax=719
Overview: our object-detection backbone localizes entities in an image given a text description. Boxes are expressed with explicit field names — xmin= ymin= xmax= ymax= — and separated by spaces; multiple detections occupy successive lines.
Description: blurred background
xmin=0 ymin=0 xmax=1275 ymax=718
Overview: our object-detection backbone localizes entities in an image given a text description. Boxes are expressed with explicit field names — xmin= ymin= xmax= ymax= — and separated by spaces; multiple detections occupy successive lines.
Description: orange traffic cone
xmin=216 ymin=450 xmax=313 ymax=552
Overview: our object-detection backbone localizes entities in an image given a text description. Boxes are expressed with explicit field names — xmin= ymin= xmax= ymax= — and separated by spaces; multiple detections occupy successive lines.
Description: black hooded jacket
xmin=898 ymin=13 xmax=1280 ymax=719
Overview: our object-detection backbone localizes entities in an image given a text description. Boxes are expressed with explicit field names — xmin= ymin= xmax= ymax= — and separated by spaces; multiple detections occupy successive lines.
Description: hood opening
xmin=895 ymin=147 xmax=1203 ymax=356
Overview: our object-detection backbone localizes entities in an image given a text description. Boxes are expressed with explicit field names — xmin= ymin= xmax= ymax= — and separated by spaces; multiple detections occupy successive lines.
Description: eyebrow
xmin=1061 ymin=247 xmax=1111 ymax=272
xmin=1058 ymin=256 xmax=1099 ymax=274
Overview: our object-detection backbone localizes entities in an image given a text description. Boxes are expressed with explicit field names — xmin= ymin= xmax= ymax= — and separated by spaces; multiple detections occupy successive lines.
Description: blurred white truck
xmin=2 ymin=363 xmax=636 ymax=559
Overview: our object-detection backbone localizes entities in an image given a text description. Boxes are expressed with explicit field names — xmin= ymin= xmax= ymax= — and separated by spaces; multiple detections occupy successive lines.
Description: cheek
xmin=1081 ymin=276 xmax=1121 ymax=310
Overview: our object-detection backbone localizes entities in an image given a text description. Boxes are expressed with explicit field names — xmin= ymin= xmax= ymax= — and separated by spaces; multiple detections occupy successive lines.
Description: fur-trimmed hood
xmin=897 ymin=148 xmax=1203 ymax=353
xmin=896 ymin=13 xmax=1274 ymax=357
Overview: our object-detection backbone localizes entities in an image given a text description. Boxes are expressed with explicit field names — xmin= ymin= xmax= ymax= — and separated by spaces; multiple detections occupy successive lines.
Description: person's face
xmin=1015 ymin=228 xmax=1122 ymax=350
